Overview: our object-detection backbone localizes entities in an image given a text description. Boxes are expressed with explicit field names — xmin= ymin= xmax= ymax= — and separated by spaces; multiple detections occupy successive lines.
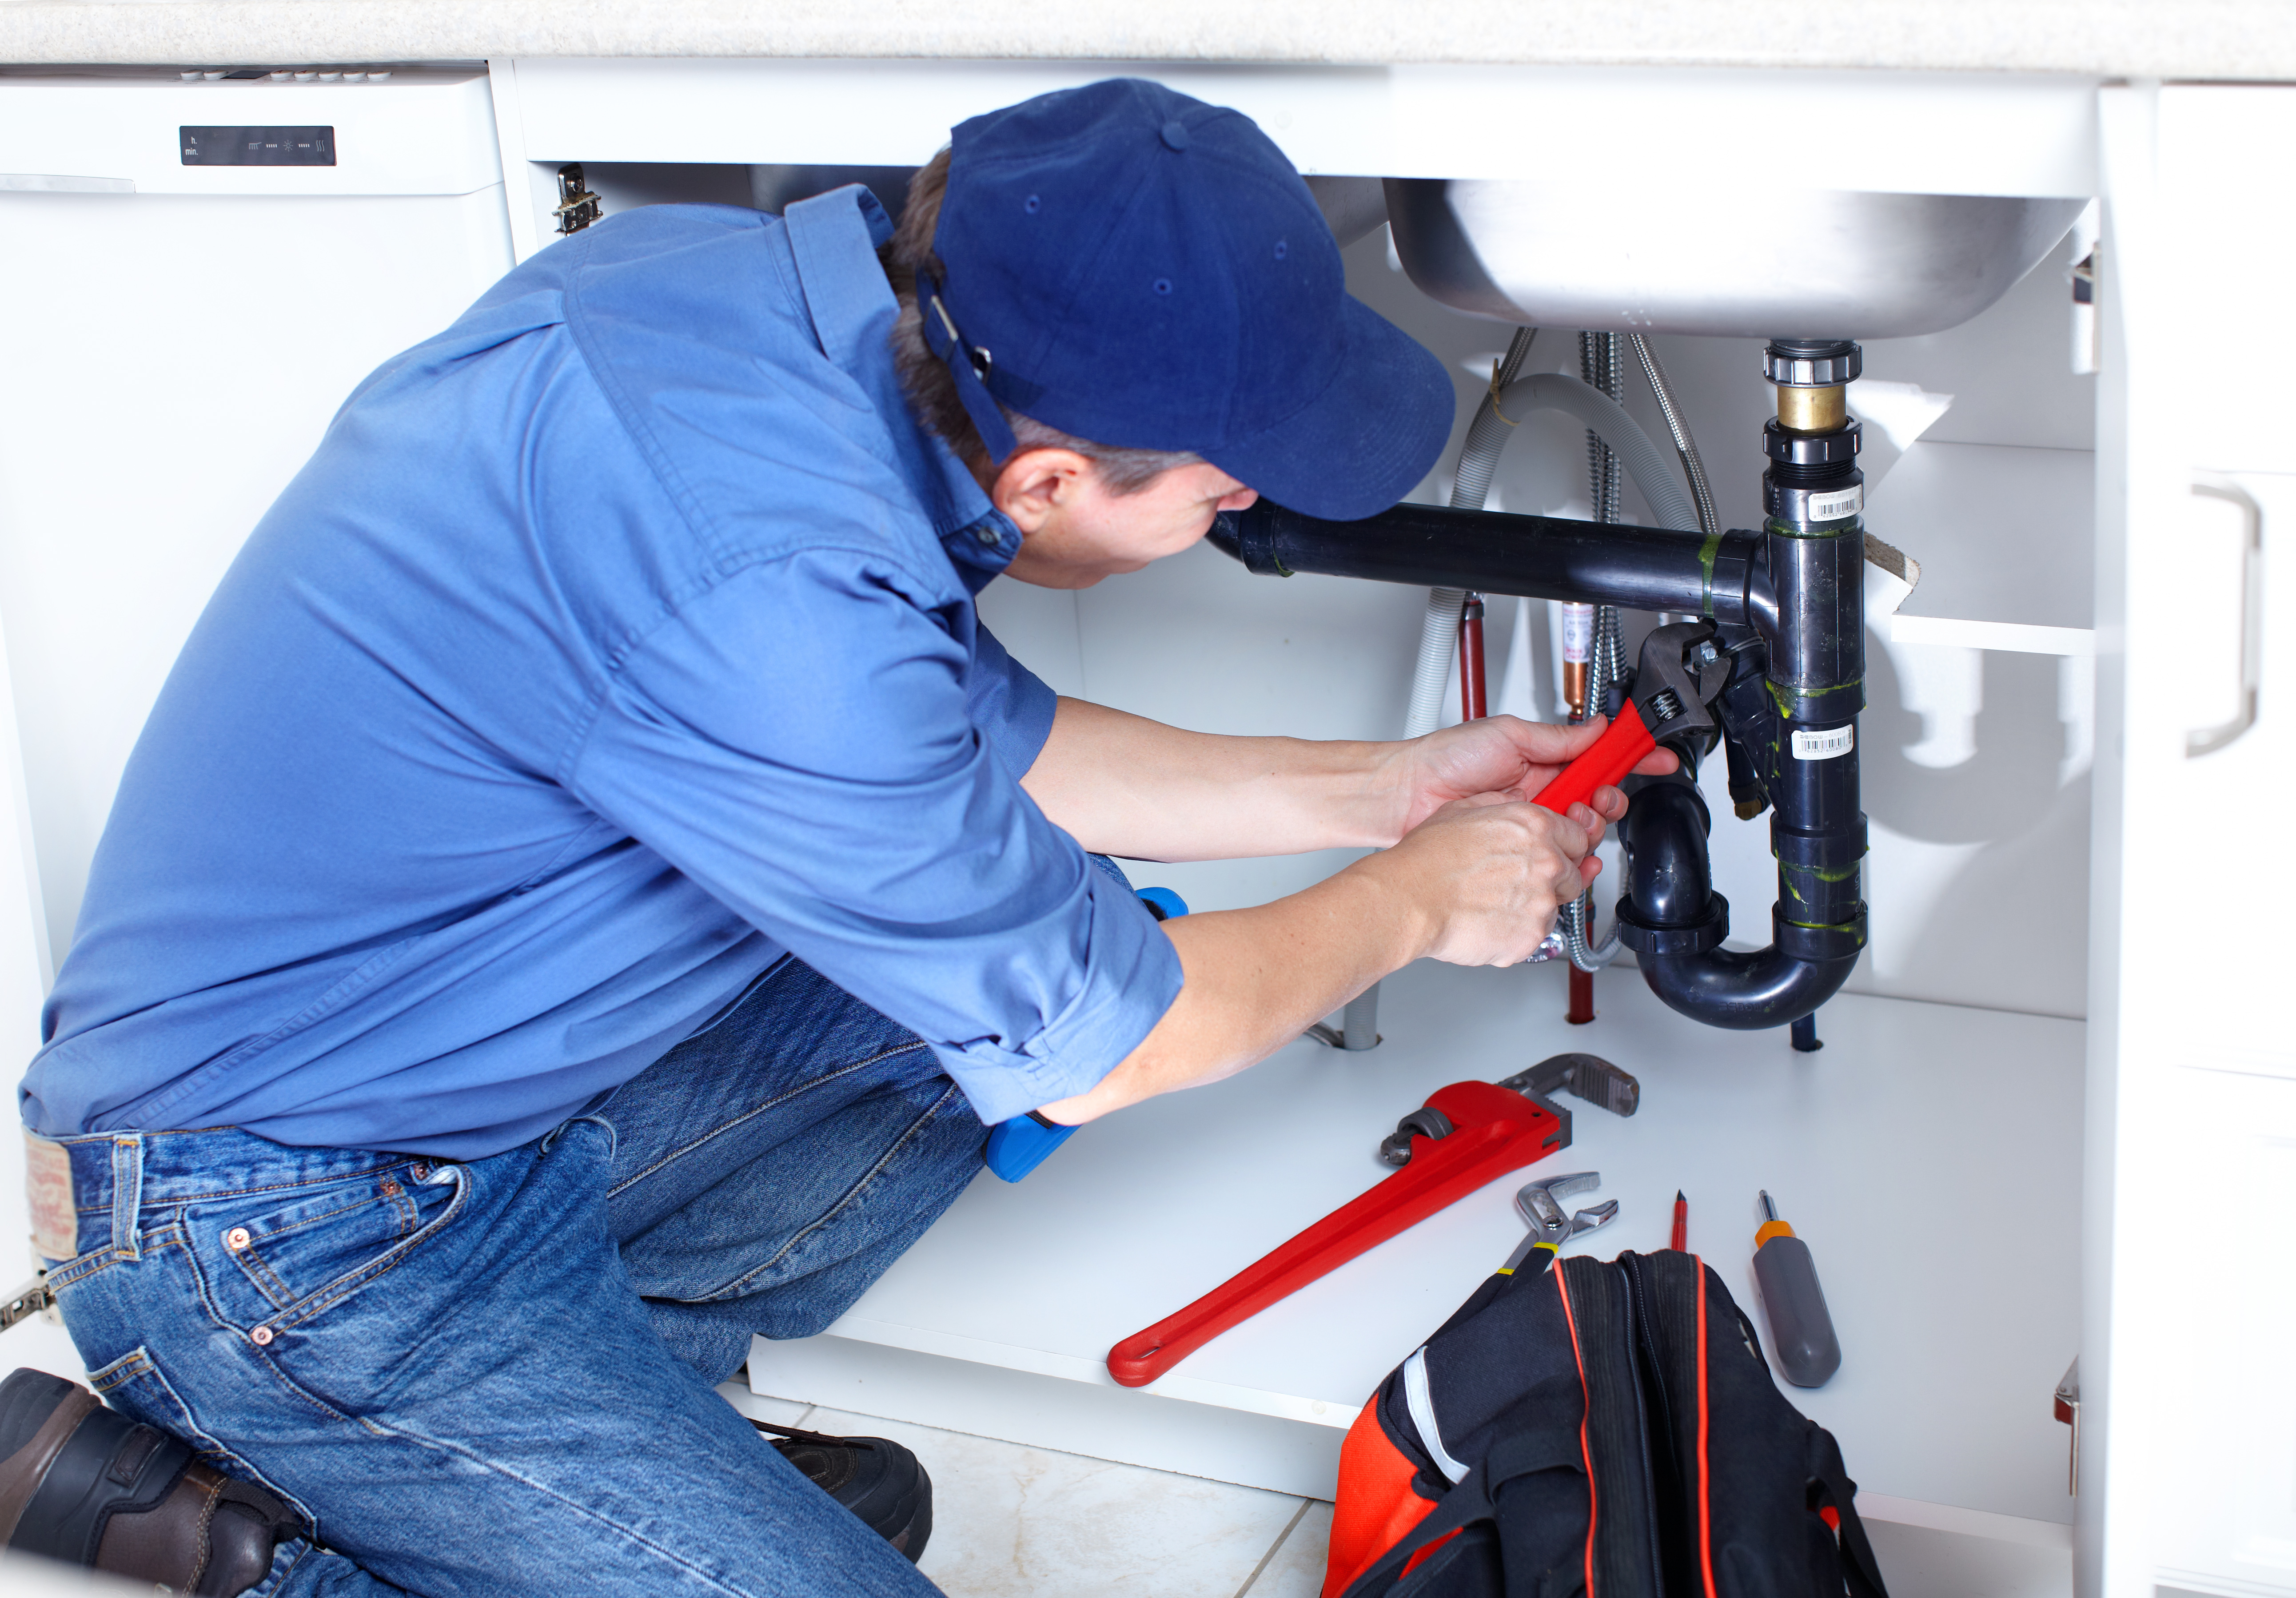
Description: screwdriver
xmin=1752 ymin=1191 xmax=1840 ymax=1387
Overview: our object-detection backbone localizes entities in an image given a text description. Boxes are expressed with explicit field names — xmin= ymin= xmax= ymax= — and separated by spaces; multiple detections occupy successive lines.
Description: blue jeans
xmin=35 ymin=957 xmax=985 ymax=1596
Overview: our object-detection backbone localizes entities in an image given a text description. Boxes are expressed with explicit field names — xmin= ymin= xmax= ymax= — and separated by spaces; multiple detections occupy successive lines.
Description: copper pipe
xmin=1568 ymin=962 xmax=1596 ymax=1025
xmin=1458 ymin=595 xmax=1487 ymax=722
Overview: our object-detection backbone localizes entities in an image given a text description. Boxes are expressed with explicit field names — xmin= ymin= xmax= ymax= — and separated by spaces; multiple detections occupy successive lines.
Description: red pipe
xmin=1458 ymin=594 xmax=1487 ymax=723
xmin=1564 ymin=677 xmax=1598 ymax=1026
xmin=1568 ymin=962 xmax=1596 ymax=1025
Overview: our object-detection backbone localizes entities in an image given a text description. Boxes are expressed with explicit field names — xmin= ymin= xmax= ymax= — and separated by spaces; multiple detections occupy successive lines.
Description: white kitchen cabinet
xmin=482 ymin=52 xmax=2116 ymax=1581
xmin=0 ymin=53 xmax=2286 ymax=1598
xmin=2089 ymin=82 xmax=2296 ymax=1598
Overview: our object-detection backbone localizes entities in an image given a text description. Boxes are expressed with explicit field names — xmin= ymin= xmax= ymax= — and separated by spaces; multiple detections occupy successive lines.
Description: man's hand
xmin=1380 ymin=714 xmax=1678 ymax=847
xmin=1037 ymin=771 xmax=1633 ymax=1125
xmin=1362 ymin=792 xmax=1605 ymax=966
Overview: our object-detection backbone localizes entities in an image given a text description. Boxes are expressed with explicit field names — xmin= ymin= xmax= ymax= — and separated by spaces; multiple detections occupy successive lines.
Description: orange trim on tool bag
xmin=1696 ymin=1254 xmax=1717 ymax=1598
xmin=1322 ymin=1399 xmax=1439 ymax=1598
xmin=1554 ymin=1262 xmax=1598 ymax=1598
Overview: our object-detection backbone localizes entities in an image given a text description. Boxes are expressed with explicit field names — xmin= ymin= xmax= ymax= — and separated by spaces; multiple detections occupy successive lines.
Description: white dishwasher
xmin=0 ymin=62 xmax=512 ymax=968
xmin=0 ymin=64 xmax=514 ymax=1337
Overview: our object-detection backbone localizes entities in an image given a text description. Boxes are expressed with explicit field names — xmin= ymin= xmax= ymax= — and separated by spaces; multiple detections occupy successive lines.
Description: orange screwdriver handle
xmin=1529 ymin=703 xmax=1655 ymax=815
xmin=1106 ymin=1081 xmax=1564 ymax=1387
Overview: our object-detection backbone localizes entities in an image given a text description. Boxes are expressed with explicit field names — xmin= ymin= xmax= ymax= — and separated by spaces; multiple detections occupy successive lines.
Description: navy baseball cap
xmin=919 ymin=79 xmax=1453 ymax=522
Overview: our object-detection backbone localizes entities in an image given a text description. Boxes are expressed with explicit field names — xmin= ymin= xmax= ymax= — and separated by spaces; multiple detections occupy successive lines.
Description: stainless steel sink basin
xmin=1383 ymin=178 xmax=2087 ymax=340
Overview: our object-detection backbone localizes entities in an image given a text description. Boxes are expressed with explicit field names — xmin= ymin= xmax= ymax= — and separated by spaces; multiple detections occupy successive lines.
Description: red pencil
xmin=1670 ymin=1190 xmax=1688 ymax=1252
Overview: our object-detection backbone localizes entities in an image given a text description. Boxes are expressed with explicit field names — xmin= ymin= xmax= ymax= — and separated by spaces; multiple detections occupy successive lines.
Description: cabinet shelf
xmin=1872 ymin=439 xmax=2096 ymax=657
xmin=747 ymin=960 xmax=2083 ymax=1534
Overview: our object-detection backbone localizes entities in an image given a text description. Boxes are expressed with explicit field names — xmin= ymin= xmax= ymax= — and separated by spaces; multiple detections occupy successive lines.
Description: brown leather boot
xmin=0 ymin=1368 xmax=299 ymax=1595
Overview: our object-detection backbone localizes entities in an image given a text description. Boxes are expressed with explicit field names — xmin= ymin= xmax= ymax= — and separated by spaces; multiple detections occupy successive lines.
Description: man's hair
xmin=883 ymin=149 xmax=1202 ymax=495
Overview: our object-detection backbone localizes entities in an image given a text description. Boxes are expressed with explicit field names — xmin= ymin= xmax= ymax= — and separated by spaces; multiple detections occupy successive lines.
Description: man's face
xmin=990 ymin=449 xmax=1260 ymax=590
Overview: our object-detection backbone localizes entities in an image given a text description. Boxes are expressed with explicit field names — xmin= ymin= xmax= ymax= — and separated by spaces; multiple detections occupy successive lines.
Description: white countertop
xmin=0 ymin=0 xmax=2291 ymax=79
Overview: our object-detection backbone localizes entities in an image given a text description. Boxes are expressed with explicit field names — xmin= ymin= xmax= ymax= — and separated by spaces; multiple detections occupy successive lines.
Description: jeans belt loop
xmin=108 ymin=1135 xmax=143 ymax=1261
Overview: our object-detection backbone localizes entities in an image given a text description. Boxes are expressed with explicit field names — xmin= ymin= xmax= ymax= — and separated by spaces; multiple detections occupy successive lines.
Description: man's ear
xmin=990 ymin=448 xmax=1094 ymax=531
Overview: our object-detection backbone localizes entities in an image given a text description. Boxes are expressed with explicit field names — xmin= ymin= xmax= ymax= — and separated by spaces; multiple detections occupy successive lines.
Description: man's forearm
xmin=1036 ymin=863 xmax=1428 ymax=1124
xmin=1024 ymin=711 xmax=1642 ymax=1127
xmin=1020 ymin=697 xmax=1402 ymax=861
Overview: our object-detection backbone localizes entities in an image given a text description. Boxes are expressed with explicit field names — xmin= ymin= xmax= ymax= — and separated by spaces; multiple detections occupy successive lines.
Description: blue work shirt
xmin=18 ymin=188 xmax=1183 ymax=1158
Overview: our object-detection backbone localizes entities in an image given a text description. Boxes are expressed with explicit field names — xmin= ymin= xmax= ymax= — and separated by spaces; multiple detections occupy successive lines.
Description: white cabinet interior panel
xmin=1877 ymin=441 xmax=2096 ymax=653
xmin=749 ymin=960 xmax=2084 ymax=1529
xmin=981 ymin=219 xmax=2098 ymax=1023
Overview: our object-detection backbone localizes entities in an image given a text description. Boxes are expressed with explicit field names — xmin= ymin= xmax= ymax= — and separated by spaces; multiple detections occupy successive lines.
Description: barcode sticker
xmin=1791 ymin=725 xmax=1855 ymax=761
xmin=1808 ymin=485 xmax=1863 ymax=522
xmin=1560 ymin=603 xmax=1593 ymax=663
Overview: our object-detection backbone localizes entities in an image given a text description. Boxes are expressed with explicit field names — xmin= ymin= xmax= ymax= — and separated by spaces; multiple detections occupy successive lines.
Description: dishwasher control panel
xmin=179 ymin=125 xmax=335 ymax=166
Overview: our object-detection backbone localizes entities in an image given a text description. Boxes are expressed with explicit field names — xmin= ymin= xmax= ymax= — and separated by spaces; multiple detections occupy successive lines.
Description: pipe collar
xmin=1772 ymin=819 xmax=1869 ymax=871
xmin=1615 ymin=893 xmax=1730 ymax=958
xmin=1773 ymin=906 xmax=1868 ymax=962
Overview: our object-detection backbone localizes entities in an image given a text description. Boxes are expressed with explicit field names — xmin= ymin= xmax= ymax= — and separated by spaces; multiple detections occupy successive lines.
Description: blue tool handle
xmin=985 ymin=1111 xmax=1076 ymax=1183
xmin=1135 ymin=885 xmax=1188 ymax=921
xmin=984 ymin=886 xmax=1186 ymax=1183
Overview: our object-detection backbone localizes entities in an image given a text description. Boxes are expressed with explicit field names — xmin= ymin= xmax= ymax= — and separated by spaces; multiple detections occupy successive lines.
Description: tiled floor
xmin=715 ymin=1384 xmax=2074 ymax=1598
xmin=718 ymin=1384 xmax=1334 ymax=1598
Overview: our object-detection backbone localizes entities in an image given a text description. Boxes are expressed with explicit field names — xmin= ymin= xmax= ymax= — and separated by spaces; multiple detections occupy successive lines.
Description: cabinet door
xmin=2145 ymin=1073 xmax=2296 ymax=1594
xmin=2142 ymin=469 xmax=2296 ymax=1080
xmin=2097 ymin=82 xmax=2296 ymax=1598
xmin=2158 ymin=87 xmax=2296 ymax=477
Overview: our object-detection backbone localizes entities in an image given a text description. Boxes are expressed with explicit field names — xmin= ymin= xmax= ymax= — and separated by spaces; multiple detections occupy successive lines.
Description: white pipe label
xmin=1561 ymin=603 xmax=1593 ymax=663
xmin=1791 ymin=725 xmax=1856 ymax=761
xmin=1808 ymin=485 xmax=1864 ymax=522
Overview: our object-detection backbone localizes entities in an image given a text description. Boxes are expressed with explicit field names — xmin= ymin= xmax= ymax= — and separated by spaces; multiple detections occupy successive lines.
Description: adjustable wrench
xmin=1530 ymin=620 xmax=1730 ymax=814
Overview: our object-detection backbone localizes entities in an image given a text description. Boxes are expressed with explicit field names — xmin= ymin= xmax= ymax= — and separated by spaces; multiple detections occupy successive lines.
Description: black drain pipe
xmin=1204 ymin=339 xmax=1869 ymax=1035
xmin=1207 ymin=501 xmax=1771 ymax=628
xmin=1614 ymin=341 xmax=1867 ymax=1029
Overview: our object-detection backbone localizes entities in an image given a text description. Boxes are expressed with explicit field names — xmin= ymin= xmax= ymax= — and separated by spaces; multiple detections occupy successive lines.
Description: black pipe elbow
xmin=1616 ymin=777 xmax=1718 ymax=929
xmin=1614 ymin=775 xmax=1859 ymax=1032
xmin=1637 ymin=943 xmax=1860 ymax=1033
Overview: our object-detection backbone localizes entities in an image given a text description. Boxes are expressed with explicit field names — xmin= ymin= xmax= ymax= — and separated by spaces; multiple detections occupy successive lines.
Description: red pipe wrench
xmin=1529 ymin=620 xmax=1731 ymax=814
xmin=1105 ymin=1053 xmax=1638 ymax=1387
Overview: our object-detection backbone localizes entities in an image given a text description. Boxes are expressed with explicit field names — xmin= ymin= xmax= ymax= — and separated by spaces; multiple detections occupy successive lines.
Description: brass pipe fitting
xmin=1776 ymin=384 xmax=1847 ymax=433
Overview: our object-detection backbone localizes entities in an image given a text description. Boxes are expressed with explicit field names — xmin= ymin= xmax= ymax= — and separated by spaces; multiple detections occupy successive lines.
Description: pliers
xmin=1500 ymin=1172 xmax=1618 ymax=1271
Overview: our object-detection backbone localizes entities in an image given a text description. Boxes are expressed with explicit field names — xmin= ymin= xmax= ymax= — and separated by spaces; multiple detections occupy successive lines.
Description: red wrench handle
xmin=1529 ymin=703 xmax=1655 ymax=815
xmin=1106 ymin=1081 xmax=1563 ymax=1387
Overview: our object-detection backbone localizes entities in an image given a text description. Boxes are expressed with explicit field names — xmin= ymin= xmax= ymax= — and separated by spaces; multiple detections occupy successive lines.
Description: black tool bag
xmin=1322 ymin=1248 xmax=1889 ymax=1598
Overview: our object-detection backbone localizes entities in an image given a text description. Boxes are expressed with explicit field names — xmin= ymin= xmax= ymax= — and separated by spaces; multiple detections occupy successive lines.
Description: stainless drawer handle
xmin=2188 ymin=475 xmax=2264 ymax=758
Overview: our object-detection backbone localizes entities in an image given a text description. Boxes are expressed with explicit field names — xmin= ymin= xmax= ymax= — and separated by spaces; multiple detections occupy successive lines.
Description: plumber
xmin=6 ymin=80 xmax=1663 ymax=1596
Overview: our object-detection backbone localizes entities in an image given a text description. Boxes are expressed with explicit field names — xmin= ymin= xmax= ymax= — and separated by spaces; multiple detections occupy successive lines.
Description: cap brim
xmin=1200 ymin=294 xmax=1454 ymax=523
